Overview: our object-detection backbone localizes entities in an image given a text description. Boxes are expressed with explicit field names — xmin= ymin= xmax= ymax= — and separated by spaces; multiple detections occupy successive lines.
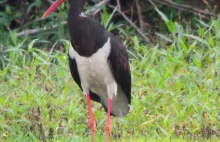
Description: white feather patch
xmin=68 ymin=37 xmax=130 ymax=117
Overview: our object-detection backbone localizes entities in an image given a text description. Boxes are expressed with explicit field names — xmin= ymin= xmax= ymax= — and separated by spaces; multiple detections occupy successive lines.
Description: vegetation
xmin=0 ymin=0 xmax=220 ymax=141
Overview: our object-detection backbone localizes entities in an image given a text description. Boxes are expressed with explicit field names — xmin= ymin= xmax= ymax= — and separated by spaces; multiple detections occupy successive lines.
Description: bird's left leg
xmin=106 ymin=82 xmax=116 ymax=142
xmin=86 ymin=93 xmax=95 ymax=142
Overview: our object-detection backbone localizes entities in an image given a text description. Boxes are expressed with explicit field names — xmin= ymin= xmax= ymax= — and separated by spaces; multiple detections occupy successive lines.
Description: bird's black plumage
xmin=108 ymin=35 xmax=131 ymax=104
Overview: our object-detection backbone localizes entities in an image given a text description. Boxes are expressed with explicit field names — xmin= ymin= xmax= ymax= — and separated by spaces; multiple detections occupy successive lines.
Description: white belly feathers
xmin=69 ymin=37 xmax=130 ymax=117
xmin=69 ymin=38 xmax=117 ymax=98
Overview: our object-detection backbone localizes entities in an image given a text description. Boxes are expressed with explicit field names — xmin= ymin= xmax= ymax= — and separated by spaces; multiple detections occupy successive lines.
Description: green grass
xmin=1 ymin=11 xmax=220 ymax=142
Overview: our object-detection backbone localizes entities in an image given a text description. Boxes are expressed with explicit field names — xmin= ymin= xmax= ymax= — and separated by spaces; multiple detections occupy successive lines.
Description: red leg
xmin=105 ymin=98 xmax=112 ymax=142
xmin=86 ymin=93 xmax=94 ymax=142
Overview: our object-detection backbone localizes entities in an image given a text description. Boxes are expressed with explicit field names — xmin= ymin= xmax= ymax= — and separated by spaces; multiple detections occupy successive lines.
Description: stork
xmin=42 ymin=0 xmax=131 ymax=142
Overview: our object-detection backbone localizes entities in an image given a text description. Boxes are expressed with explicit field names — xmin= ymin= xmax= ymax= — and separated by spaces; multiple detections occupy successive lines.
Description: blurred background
xmin=1 ymin=0 xmax=219 ymax=49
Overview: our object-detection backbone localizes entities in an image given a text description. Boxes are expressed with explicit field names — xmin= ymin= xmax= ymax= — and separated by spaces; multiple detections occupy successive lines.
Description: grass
xmin=0 ymin=8 xmax=220 ymax=142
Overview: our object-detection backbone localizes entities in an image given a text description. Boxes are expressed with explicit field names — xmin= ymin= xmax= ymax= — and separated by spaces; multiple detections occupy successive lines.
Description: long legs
xmin=86 ymin=94 xmax=112 ymax=142
xmin=86 ymin=93 xmax=94 ymax=142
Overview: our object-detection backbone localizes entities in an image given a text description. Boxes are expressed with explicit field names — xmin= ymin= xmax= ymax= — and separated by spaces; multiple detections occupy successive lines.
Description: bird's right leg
xmin=86 ymin=93 xmax=94 ymax=142
xmin=105 ymin=98 xmax=112 ymax=142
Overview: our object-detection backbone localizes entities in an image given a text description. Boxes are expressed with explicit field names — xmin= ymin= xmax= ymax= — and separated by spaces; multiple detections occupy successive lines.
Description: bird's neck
xmin=69 ymin=0 xmax=86 ymax=16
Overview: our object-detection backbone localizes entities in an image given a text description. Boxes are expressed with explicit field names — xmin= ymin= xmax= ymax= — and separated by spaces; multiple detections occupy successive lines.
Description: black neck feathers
xmin=67 ymin=0 xmax=108 ymax=57
xmin=69 ymin=0 xmax=86 ymax=15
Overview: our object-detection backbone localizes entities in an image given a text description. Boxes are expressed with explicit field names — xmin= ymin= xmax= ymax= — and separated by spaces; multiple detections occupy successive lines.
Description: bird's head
xmin=42 ymin=0 xmax=65 ymax=18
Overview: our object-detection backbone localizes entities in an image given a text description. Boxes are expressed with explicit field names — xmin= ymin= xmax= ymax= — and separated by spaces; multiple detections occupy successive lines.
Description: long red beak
xmin=42 ymin=0 xmax=65 ymax=18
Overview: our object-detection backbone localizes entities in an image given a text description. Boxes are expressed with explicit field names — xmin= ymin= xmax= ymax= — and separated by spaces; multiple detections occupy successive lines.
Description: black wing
xmin=68 ymin=55 xmax=101 ymax=102
xmin=108 ymin=36 xmax=131 ymax=104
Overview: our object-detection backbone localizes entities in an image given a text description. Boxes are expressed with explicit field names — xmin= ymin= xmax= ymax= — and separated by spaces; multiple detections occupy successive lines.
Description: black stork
xmin=42 ymin=0 xmax=131 ymax=142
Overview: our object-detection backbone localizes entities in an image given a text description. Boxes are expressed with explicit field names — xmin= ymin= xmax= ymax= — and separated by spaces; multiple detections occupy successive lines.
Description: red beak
xmin=42 ymin=0 xmax=65 ymax=18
